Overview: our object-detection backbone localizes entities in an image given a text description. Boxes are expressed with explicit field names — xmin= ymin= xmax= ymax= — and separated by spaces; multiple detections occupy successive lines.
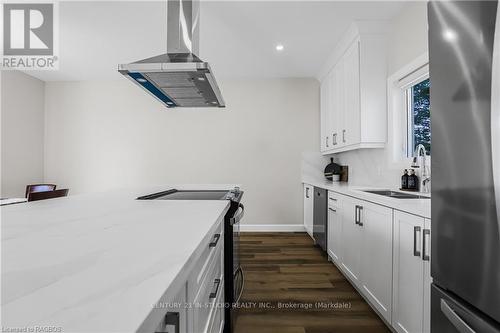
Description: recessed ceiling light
xmin=275 ymin=44 xmax=284 ymax=51
xmin=137 ymin=78 xmax=147 ymax=83
xmin=197 ymin=77 xmax=206 ymax=81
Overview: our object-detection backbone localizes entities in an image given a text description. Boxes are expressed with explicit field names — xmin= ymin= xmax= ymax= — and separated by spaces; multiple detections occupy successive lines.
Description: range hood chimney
xmin=118 ymin=0 xmax=225 ymax=108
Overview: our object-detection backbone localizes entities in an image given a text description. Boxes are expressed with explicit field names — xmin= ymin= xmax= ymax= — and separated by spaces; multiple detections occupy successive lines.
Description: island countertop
xmin=1 ymin=185 xmax=231 ymax=332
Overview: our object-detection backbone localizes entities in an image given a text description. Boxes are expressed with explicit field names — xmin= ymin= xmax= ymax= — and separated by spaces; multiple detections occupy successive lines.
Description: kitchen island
xmin=1 ymin=186 xmax=230 ymax=332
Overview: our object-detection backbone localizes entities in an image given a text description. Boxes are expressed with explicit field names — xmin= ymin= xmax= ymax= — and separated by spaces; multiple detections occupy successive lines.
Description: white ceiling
xmin=27 ymin=1 xmax=406 ymax=82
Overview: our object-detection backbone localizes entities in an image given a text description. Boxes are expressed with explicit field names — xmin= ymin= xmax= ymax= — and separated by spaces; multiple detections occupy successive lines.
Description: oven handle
xmin=230 ymin=203 xmax=245 ymax=226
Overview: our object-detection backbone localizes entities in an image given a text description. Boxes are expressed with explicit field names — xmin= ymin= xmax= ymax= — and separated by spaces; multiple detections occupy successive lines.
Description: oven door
xmin=230 ymin=203 xmax=244 ymax=303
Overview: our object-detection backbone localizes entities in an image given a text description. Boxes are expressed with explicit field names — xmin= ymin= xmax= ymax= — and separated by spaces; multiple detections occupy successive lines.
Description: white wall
xmin=332 ymin=2 xmax=428 ymax=187
xmin=388 ymin=2 xmax=429 ymax=75
xmin=1 ymin=71 xmax=45 ymax=197
xmin=44 ymin=78 xmax=319 ymax=227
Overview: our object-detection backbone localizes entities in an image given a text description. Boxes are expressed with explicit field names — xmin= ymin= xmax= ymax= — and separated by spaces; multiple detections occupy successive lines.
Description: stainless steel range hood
xmin=118 ymin=0 xmax=225 ymax=108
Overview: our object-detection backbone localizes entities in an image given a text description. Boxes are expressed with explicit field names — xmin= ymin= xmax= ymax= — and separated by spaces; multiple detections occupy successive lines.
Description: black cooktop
xmin=137 ymin=189 xmax=230 ymax=200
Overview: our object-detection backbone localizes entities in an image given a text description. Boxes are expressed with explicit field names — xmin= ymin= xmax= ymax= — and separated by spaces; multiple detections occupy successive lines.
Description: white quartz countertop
xmin=1 ymin=185 xmax=232 ymax=332
xmin=303 ymin=180 xmax=431 ymax=219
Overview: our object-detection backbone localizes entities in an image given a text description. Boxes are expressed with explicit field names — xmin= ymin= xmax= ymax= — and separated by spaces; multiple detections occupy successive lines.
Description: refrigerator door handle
xmin=440 ymin=299 xmax=476 ymax=333
xmin=422 ymin=229 xmax=430 ymax=261
xmin=492 ymin=2 xmax=500 ymax=230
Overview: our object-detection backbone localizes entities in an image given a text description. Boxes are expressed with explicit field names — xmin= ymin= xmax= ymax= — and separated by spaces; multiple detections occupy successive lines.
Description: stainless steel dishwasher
xmin=313 ymin=187 xmax=327 ymax=252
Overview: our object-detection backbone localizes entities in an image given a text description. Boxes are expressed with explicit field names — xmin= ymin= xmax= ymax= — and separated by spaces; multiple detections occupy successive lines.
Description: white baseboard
xmin=239 ymin=224 xmax=306 ymax=232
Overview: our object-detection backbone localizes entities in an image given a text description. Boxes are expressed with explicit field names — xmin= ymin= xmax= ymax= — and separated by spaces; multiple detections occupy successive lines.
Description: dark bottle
xmin=401 ymin=169 xmax=409 ymax=189
xmin=408 ymin=169 xmax=419 ymax=191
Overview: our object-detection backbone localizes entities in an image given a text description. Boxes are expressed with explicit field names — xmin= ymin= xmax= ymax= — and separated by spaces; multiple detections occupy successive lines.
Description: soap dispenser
xmin=401 ymin=169 xmax=409 ymax=190
xmin=408 ymin=169 xmax=419 ymax=191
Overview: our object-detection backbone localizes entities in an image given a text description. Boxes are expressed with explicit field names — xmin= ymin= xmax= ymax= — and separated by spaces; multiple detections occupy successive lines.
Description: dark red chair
xmin=28 ymin=189 xmax=69 ymax=202
xmin=25 ymin=184 xmax=57 ymax=198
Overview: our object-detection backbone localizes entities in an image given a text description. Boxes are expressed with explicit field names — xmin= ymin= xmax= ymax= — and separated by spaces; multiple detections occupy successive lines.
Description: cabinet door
xmin=320 ymin=75 xmax=331 ymax=152
xmin=342 ymin=39 xmax=361 ymax=147
xmin=360 ymin=201 xmax=393 ymax=323
xmin=329 ymin=62 xmax=343 ymax=149
xmin=156 ymin=283 xmax=188 ymax=333
xmin=392 ymin=211 xmax=426 ymax=333
xmin=303 ymin=184 xmax=313 ymax=237
xmin=340 ymin=196 xmax=362 ymax=286
xmin=327 ymin=193 xmax=342 ymax=263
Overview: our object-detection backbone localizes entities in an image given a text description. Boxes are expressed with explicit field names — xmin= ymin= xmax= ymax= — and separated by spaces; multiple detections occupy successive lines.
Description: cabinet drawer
xmin=188 ymin=221 xmax=223 ymax=301
xmin=193 ymin=246 xmax=223 ymax=333
xmin=328 ymin=192 xmax=341 ymax=209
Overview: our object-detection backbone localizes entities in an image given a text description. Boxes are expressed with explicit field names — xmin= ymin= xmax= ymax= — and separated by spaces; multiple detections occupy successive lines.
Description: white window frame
xmin=387 ymin=53 xmax=430 ymax=167
xmin=401 ymin=68 xmax=430 ymax=158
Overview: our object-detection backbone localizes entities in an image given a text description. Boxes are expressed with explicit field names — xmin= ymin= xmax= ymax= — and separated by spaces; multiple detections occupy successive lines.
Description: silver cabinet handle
xmin=329 ymin=197 xmax=337 ymax=201
xmin=332 ymin=133 xmax=337 ymax=145
xmin=354 ymin=205 xmax=359 ymax=225
xmin=328 ymin=207 xmax=336 ymax=212
xmin=357 ymin=206 xmax=363 ymax=226
xmin=326 ymin=136 xmax=329 ymax=148
xmin=343 ymin=129 xmax=346 ymax=143
xmin=306 ymin=187 xmax=310 ymax=198
xmin=422 ymin=229 xmax=430 ymax=261
xmin=155 ymin=312 xmax=179 ymax=333
xmin=414 ymin=226 xmax=422 ymax=257
xmin=440 ymin=299 xmax=476 ymax=333
xmin=209 ymin=233 xmax=220 ymax=248
xmin=209 ymin=278 xmax=221 ymax=299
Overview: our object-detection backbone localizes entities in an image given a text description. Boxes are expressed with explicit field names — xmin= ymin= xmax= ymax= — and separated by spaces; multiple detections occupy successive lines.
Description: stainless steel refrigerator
xmin=429 ymin=1 xmax=500 ymax=332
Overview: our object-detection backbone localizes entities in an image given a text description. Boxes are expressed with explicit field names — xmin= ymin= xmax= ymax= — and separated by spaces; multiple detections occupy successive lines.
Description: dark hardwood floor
xmin=233 ymin=232 xmax=390 ymax=333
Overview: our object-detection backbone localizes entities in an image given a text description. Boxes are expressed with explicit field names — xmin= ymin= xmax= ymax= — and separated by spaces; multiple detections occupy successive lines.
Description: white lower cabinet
xmin=155 ymin=220 xmax=224 ymax=333
xmin=340 ymin=196 xmax=363 ymax=286
xmin=324 ymin=190 xmax=431 ymax=333
xmin=392 ymin=211 xmax=431 ymax=333
xmin=327 ymin=192 xmax=342 ymax=264
xmin=303 ymin=184 xmax=314 ymax=237
xmin=154 ymin=284 xmax=188 ymax=333
xmin=359 ymin=201 xmax=393 ymax=323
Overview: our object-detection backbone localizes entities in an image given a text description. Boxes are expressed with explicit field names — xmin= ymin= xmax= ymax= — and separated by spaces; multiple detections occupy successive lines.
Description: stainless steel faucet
xmin=413 ymin=144 xmax=431 ymax=193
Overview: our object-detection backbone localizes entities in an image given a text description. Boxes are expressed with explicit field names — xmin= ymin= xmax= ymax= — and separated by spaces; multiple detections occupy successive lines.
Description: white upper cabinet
xmin=320 ymin=75 xmax=331 ymax=151
xmin=319 ymin=22 xmax=388 ymax=154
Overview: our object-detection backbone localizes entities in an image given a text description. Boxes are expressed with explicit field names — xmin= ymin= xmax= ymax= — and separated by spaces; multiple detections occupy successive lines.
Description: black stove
xmin=137 ymin=189 xmax=230 ymax=201
xmin=136 ymin=187 xmax=244 ymax=333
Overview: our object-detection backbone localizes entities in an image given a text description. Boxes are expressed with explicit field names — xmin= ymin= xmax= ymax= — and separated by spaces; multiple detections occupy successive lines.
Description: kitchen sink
xmin=362 ymin=190 xmax=430 ymax=199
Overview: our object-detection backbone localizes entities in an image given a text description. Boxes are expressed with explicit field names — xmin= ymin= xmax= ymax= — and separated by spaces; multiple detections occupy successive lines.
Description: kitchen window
xmin=387 ymin=56 xmax=430 ymax=164
xmin=405 ymin=78 xmax=431 ymax=157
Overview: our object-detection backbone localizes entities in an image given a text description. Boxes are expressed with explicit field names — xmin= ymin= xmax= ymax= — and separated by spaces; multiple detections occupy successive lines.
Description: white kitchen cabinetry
xmin=340 ymin=196 xmax=362 ymax=286
xmin=341 ymin=39 xmax=361 ymax=148
xmin=359 ymin=201 xmax=393 ymax=323
xmin=303 ymin=184 xmax=314 ymax=237
xmin=157 ymin=219 xmax=225 ymax=333
xmin=155 ymin=284 xmax=188 ymax=333
xmin=392 ymin=211 xmax=431 ymax=333
xmin=319 ymin=22 xmax=387 ymax=154
xmin=339 ymin=196 xmax=393 ymax=323
xmin=327 ymin=191 xmax=343 ymax=264
xmin=320 ymin=73 xmax=331 ymax=151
